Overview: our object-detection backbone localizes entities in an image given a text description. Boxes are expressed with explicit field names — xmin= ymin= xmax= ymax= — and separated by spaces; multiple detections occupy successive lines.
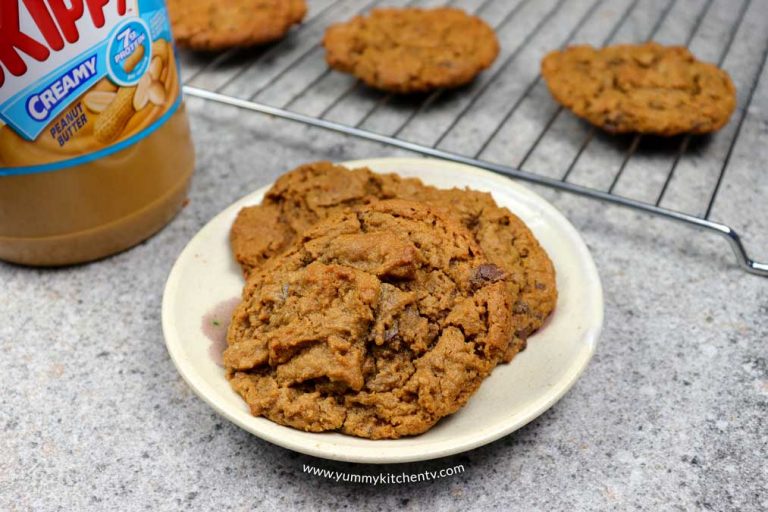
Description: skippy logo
xmin=0 ymin=0 xmax=172 ymax=141
xmin=0 ymin=1 xmax=128 ymax=87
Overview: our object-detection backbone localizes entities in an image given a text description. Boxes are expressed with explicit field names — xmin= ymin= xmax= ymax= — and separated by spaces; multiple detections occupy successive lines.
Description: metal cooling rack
xmin=180 ymin=0 xmax=768 ymax=277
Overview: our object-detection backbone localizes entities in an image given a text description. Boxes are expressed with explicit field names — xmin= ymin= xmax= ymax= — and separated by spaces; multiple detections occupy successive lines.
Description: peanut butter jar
xmin=0 ymin=0 xmax=195 ymax=266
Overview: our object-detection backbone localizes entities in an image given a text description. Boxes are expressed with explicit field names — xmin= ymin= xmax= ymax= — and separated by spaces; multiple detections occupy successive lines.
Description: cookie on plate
xmin=322 ymin=7 xmax=499 ymax=93
xmin=541 ymin=42 xmax=737 ymax=135
xmin=225 ymin=200 xmax=513 ymax=439
xmin=168 ymin=0 xmax=307 ymax=50
xmin=230 ymin=161 xmax=556 ymax=363
xmin=393 ymin=183 xmax=557 ymax=362
xmin=230 ymin=162 xmax=394 ymax=274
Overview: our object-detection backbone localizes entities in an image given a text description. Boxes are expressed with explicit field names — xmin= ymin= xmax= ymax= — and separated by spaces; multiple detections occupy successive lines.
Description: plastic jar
xmin=0 ymin=0 xmax=195 ymax=265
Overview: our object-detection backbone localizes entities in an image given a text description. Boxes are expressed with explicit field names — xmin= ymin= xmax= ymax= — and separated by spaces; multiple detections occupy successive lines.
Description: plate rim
xmin=162 ymin=157 xmax=604 ymax=464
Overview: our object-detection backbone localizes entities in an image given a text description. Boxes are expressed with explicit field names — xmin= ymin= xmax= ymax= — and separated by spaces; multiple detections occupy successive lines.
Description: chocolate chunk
xmin=470 ymin=263 xmax=506 ymax=288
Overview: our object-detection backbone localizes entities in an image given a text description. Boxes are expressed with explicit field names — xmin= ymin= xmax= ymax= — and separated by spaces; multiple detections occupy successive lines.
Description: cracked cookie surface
xmin=225 ymin=200 xmax=512 ymax=438
xmin=230 ymin=161 xmax=556 ymax=364
xmin=168 ymin=0 xmax=307 ymax=50
xmin=541 ymin=42 xmax=736 ymax=135
xmin=322 ymin=7 xmax=499 ymax=93
xmin=392 ymin=182 xmax=556 ymax=362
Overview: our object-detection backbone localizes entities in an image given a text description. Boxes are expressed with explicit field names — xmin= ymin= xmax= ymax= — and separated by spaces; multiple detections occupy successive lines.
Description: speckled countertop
xmin=2 ymin=0 xmax=767 ymax=510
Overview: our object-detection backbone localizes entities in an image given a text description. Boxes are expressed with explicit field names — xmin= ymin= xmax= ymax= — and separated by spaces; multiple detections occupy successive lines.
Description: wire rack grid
xmin=179 ymin=0 xmax=768 ymax=277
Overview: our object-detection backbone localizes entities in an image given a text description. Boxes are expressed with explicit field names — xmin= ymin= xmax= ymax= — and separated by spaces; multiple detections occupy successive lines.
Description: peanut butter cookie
xmin=541 ymin=42 xmax=736 ymax=135
xmin=230 ymin=161 xmax=556 ymax=364
xmin=394 ymin=184 xmax=557 ymax=362
xmin=168 ymin=0 xmax=307 ymax=50
xmin=322 ymin=7 xmax=499 ymax=93
xmin=225 ymin=200 xmax=513 ymax=438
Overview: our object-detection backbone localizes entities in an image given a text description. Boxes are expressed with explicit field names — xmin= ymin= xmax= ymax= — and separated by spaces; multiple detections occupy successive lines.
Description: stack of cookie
xmin=223 ymin=162 xmax=557 ymax=439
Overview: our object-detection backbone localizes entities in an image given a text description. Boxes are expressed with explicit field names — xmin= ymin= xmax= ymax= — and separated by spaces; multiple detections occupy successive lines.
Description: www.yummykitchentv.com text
xmin=302 ymin=464 xmax=465 ymax=485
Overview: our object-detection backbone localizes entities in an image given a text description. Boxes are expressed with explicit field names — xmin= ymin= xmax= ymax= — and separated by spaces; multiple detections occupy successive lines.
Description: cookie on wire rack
xmin=322 ymin=7 xmax=500 ymax=93
xmin=541 ymin=42 xmax=737 ymax=135
xmin=168 ymin=0 xmax=307 ymax=50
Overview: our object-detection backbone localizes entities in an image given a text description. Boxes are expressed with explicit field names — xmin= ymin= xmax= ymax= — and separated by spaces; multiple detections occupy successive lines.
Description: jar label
xmin=0 ymin=0 xmax=183 ymax=176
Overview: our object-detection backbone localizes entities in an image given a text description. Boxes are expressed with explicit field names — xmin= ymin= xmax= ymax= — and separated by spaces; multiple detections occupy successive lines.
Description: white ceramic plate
xmin=162 ymin=157 xmax=603 ymax=464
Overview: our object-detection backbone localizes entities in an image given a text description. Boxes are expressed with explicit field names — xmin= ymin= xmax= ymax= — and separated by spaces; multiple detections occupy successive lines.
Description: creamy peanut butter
xmin=0 ymin=0 xmax=194 ymax=266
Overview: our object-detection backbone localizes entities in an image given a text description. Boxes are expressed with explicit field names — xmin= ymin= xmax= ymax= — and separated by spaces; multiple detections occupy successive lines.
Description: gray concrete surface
xmin=2 ymin=0 xmax=767 ymax=510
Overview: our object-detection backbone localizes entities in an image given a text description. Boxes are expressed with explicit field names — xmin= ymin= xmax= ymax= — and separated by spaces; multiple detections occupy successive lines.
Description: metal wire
xmin=706 ymin=27 xmax=768 ymax=219
xmin=475 ymin=0 xmax=607 ymax=159
xmin=609 ymin=0 xmax=715 ymax=195
xmin=184 ymin=0 xmax=347 ymax=86
xmin=181 ymin=0 xmax=768 ymax=277
xmin=654 ymin=0 xmax=751 ymax=207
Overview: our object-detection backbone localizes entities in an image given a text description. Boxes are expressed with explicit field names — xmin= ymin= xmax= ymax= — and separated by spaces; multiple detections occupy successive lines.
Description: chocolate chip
xmin=470 ymin=264 xmax=506 ymax=288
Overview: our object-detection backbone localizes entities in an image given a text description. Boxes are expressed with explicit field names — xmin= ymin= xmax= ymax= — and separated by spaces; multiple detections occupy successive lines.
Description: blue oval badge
xmin=106 ymin=18 xmax=151 ymax=86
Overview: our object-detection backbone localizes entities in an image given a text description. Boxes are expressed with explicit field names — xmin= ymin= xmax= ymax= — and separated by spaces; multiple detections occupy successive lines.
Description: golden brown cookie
xmin=394 ymin=185 xmax=557 ymax=362
xmin=230 ymin=161 xmax=557 ymax=363
xmin=322 ymin=7 xmax=499 ymax=93
xmin=541 ymin=42 xmax=736 ymax=135
xmin=168 ymin=0 xmax=307 ymax=50
xmin=225 ymin=200 xmax=513 ymax=439
xmin=229 ymin=162 xmax=394 ymax=273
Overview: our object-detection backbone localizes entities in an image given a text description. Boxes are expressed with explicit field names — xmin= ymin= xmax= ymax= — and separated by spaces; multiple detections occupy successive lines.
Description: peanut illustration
xmin=151 ymin=39 xmax=169 ymax=64
xmin=148 ymin=81 xmax=166 ymax=106
xmin=93 ymin=78 xmax=118 ymax=93
xmin=149 ymin=56 xmax=163 ymax=81
xmin=93 ymin=86 xmax=136 ymax=143
xmin=133 ymin=74 xmax=152 ymax=111
xmin=122 ymin=45 xmax=145 ymax=73
xmin=152 ymin=39 xmax=170 ymax=84
xmin=89 ymin=39 xmax=171 ymax=144
xmin=83 ymin=91 xmax=117 ymax=113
